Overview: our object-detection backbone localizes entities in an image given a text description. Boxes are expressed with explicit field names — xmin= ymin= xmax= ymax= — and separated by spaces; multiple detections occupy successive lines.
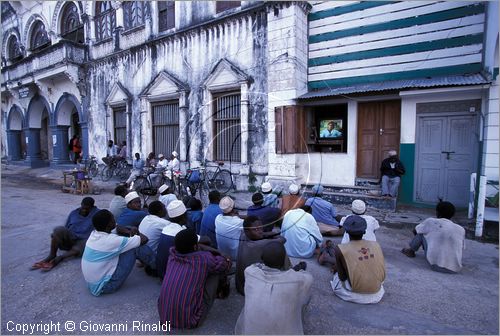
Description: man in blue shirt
xmin=31 ymin=197 xmax=99 ymax=271
xmin=247 ymin=193 xmax=281 ymax=232
xmin=116 ymin=191 xmax=148 ymax=228
xmin=320 ymin=121 xmax=342 ymax=138
xmin=126 ymin=152 xmax=145 ymax=186
xmin=305 ymin=185 xmax=344 ymax=236
xmin=200 ymin=190 xmax=223 ymax=248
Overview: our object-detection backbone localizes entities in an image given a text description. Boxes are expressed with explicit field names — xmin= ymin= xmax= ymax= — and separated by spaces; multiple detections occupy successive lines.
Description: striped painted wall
xmin=308 ymin=1 xmax=486 ymax=90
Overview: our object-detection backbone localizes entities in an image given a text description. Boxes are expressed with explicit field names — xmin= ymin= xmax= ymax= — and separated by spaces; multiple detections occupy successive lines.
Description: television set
xmin=318 ymin=119 xmax=343 ymax=139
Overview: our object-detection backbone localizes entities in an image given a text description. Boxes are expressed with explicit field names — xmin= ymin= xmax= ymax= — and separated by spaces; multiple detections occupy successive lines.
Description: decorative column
xmin=24 ymin=128 xmax=45 ymax=167
xmin=179 ymin=90 xmax=189 ymax=162
xmin=6 ymin=130 xmax=22 ymax=161
xmin=240 ymin=82 xmax=249 ymax=165
xmin=80 ymin=122 xmax=89 ymax=160
xmin=50 ymin=125 xmax=71 ymax=164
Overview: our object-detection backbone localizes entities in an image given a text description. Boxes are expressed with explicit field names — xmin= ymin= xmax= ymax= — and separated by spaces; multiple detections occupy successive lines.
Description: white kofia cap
xmin=125 ymin=191 xmax=140 ymax=204
xmin=219 ymin=196 xmax=235 ymax=214
xmin=261 ymin=182 xmax=272 ymax=193
xmin=288 ymin=184 xmax=299 ymax=195
xmin=158 ymin=153 xmax=164 ymax=159
xmin=158 ymin=184 xmax=169 ymax=194
xmin=172 ymin=151 xmax=178 ymax=157
xmin=167 ymin=200 xmax=186 ymax=218
xmin=351 ymin=199 xmax=366 ymax=215
xmin=388 ymin=150 xmax=397 ymax=157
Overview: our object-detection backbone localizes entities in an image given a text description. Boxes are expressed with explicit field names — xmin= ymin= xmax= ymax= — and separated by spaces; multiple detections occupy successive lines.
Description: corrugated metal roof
xmin=298 ymin=73 xmax=491 ymax=99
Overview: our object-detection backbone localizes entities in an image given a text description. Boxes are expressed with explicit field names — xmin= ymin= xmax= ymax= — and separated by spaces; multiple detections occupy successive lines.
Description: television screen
xmin=319 ymin=119 xmax=343 ymax=138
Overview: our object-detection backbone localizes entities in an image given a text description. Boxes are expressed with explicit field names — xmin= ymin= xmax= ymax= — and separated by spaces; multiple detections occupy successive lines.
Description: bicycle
xmin=101 ymin=158 xmax=130 ymax=182
xmin=83 ymin=155 xmax=99 ymax=177
xmin=185 ymin=160 xmax=233 ymax=200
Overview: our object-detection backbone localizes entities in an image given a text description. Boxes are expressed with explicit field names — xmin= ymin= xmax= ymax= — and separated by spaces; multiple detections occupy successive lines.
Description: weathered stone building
xmin=2 ymin=1 xmax=498 ymax=207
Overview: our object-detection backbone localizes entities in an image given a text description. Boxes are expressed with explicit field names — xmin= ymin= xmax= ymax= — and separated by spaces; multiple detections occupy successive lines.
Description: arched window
xmin=123 ymin=1 xmax=145 ymax=31
xmin=61 ymin=2 xmax=84 ymax=43
xmin=7 ymin=36 xmax=22 ymax=61
xmin=30 ymin=21 xmax=50 ymax=51
xmin=95 ymin=1 xmax=116 ymax=41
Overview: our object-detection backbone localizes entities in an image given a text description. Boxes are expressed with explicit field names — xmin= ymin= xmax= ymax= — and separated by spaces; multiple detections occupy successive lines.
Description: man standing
xmin=71 ymin=135 xmax=82 ymax=164
xmin=235 ymin=242 xmax=313 ymax=334
xmin=380 ymin=150 xmax=405 ymax=197
xmin=158 ymin=229 xmax=232 ymax=329
xmin=31 ymin=197 xmax=99 ymax=271
xmin=331 ymin=215 xmax=386 ymax=304
xmin=215 ymin=196 xmax=244 ymax=260
xmin=305 ymin=184 xmax=343 ymax=236
xmin=200 ymin=190 xmax=223 ymax=248
xmin=126 ymin=152 xmax=145 ymax=186
xmin=401 ymin=201 xmax=465 ymax=273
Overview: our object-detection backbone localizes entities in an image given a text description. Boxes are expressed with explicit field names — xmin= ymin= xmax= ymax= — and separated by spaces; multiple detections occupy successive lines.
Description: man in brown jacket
xmin=331 ymin=215 xmax=386 ymax=304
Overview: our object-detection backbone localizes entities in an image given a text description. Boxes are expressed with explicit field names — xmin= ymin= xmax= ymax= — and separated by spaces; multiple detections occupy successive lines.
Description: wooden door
xmin=357 ymin=100 xmax=401 ymax=179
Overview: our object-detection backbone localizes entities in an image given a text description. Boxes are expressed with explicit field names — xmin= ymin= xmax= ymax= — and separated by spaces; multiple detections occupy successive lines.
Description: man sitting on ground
xmin=261 ymin=181 xmax=280 ymax=208
xmin=401 ymin=201 xmax=465 ymax=273
xmin=306 ymin=184 xmax=343 ymax=236
xmin=116 ymin=192 xmax=148 ymax=228
xmin=236 ymin=216 xmax=290 ymax=295
xmin=247 ymin=192 xmax=281 ymax=232
xmin=158 ymin=229 xmax=232 ymax=329
xmin=200 ymin=190 xmax=223 ymax=248
xmin=31 ymin=197 xmax=99 ymax=271
xmin=281 ymin=205 xmax=323 ymax=258
xmin=158 ymin=184 xmax=177 ymax=210
xmin=215 ymin=196 xmax=244 ymax=260
xmin=81 ymin=209 xmax=149 ymax=296
xmin=234 ymin=242 xmax=313 ymax=334
xmin=331 ymin=215 xmax=386 ymax=304
xmin=340 ymin=199 xmax=379 ymax=244
xmin=109 ymin=185 xmax=128 ymax=219
xmin=281 ymin=183 xmax=306 ymax=217
xmin=186 ymin=198 xmax=203 ymax=234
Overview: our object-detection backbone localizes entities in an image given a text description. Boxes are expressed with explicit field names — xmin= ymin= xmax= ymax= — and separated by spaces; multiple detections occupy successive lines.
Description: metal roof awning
xmin=298 ymin=73 xmax=491 ymax=100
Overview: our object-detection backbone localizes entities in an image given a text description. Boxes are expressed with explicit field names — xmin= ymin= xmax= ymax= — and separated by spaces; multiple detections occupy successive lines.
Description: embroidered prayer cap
xmin=289 ymin=183 xmax=299 ymax=195
xmin=312 ymin=184 xmax=324 ymax=196
xmin=388 ymin=150 xmax=397 ymax=157
xmin=167 ymin=200 xmax=186 ymax=218
xmin=158 ymin=184 xmax=169 ymax=194
xmin=261 ymin=182 xmax=272 ymax=193
xmin=125 ymin=191 xmax=140 ymax=204
xmin=343 ymin=215 xmax=367 ymax=235
xmin=219 ymin=196 xmax=235 ymax=213
xmin=351 ymin=199 xmax=366 ymax=215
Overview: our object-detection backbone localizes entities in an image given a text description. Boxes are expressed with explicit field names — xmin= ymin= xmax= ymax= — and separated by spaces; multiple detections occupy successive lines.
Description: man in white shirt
xmin=158 ymin=184 xmax=178 ymax=211
xmin=281 ymin=205 xmax=323 ymax=258
xmin=215 ymin=196 xmax=244 ymax=260
xmin=156 ymin=154 xmax=168 ymax=169
xmin=167 ymin=151 xmax=180 ymax=171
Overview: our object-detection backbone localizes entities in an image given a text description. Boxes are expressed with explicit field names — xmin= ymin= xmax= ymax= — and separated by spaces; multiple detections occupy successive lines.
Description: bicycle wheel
xmin=118 ymin=165 xmax=131 ymax=181
xmin=212 ymin=169 xmax=233 ymax=193
xmin=133 ymin=176 xmax=150 ymax=193
xmin=101 ymin=166 xmax=113 ymax=181
xmin=89 ymin=162 xmax=99 ymax=177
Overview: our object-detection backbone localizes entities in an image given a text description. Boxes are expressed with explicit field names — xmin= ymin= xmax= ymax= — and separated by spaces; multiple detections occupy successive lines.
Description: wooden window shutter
xmin=275 ymin=106 xmax=284 ymax=154
xmin=275 ymin=105 xmax=308 ymax=154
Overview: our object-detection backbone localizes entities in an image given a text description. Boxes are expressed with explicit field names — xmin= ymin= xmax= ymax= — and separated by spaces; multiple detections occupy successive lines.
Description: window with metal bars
xmin=213 ymin=93 xmax=241 ymax=162
xmin=7 ymin=36 xmax=22 ymax=61
xmin=123 ymin=1 xmax=145 ymax=31
xmin=95 ymin=1 xmax=116 ymax=41
xmin=216 ymin=1 xmax=240 ymax=13
xmin=152 ymin=102 xmax=180 ymax=157
xmin=113 ymin=106 xmax=127 ymax=146
xmin=158 ymin=1 xmax=175 ymax=32
xmin=61 ymin=2 xmax=84 ymax=43
xmin=30 ymin=21 xmax=50 ymax=51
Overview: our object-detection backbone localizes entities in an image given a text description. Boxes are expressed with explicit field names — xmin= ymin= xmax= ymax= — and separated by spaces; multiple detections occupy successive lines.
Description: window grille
xmin=158 ymin=1 xmax=175 ymax=32
xmin=152 ymin=102 xmax=180 ymax=157
xmin=213 ymin=93 xmax=241 ymax=162
xmin=30 ymin=21 xmax=50 ymax=50
xmin=95 ymin=1 xmax=116 ymax=41
xmin=7 ymin=36 xmax=22 ymax=61
xmin=113 ymin=106 xmax=127 ymax=146
xmin=123 ymin=1 xmax=145 ymax=30
xmin=61 ymin=3 xmax=84 ymax=43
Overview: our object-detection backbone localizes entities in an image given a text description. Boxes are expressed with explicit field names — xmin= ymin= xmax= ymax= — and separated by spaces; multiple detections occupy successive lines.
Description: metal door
xmin=415 ymin=114 xmax=478 ymax=206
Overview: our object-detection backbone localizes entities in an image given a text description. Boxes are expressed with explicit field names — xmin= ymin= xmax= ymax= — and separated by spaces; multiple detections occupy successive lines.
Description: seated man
xmin=186 ymin=198 xmax=203 ymax=234
xmin=380 ymin=150 xmax=405 ymax=197
xmin=215 ymin=196 xmax=244 ymax=260
xmin=305 ymin=184 xmax=343 ymax=236
xmin=31 ymin=197 xmax=99 ymax=271
xmin=200 ymin=190 xmax=223 ymax=248
xmin=158 ymin=184 xmax=177 ymax=210
xmin=280 ymin=183 xmax=306 ymax=217
xmin=331 ymin=215 xmax=386 ymax=304
xmin=247 ymin=192 xmax=281 ymax=232
xmin=236 ymin=216 xmax=290 ymax=295
xmin=401 ymin=201 xmax=465 ymax=273
xmin=102 ymin=140 xmax=118 ymax=166
xmin=234 ymin=242 xmax=313 ymax=334
xmin=261 ymin=182 xmax=280 ymax=208
xmin=158 ymin=229 xmax=232 ymax=329
xmin=126 ymin=152 xmax=145 ymax=187
xmin=109 ymin=184 xmax=128 ymax=219
xmin=339 ymin=199 xmax=379 ymax=244
xmin=281 ymin=206 xmax=323 ymax=258
xmin=116 ymin=191 xmax=148 ymax=228
xmin=81 ymin=209 xmax=148 ymax=296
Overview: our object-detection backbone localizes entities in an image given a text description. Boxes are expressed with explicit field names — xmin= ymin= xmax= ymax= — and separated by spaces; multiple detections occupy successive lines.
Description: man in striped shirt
xmin=158 ymin=229 xmax=231 ymax=329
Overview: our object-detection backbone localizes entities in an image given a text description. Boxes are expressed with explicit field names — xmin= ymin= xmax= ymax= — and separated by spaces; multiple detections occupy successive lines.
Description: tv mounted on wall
xmin=318 ymin=119 xmax=343 ymax=139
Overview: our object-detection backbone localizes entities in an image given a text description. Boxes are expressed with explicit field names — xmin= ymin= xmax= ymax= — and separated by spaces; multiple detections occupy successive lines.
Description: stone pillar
xmin=240 ymin=82 xmax=249 ymax=165
xmin=6 ymin=130 xmax=22 ymax=161
xmin=80 ymin=122 xmax=89 ymax=159
xmin=51 ymin=125 xmax=71 ymax=164
xmin=24 ymin=128 xmax=45 ymax=167
xmin=179 ymin=91 xmax=188 ymax=162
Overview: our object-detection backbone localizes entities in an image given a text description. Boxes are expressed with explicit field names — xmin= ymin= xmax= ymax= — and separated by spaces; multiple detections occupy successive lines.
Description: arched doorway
xmin=6 ymin=106 xmax=24 ymax=161
xmin=53 ymin=94 xmax=82 ymax=164
xmin=26 ymin=95 xmax=51 ymax=167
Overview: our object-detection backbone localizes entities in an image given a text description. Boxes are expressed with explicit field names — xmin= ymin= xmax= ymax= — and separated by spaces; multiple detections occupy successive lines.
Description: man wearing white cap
xmin=215 ymin=196 xmax=244 ymax=260
xmin=116 ymin=191 xmax=148 ymax=228
xmin=339 ymin=199 xmax=379 ymax=244
xmin=280 ymin=183 xmax=306 ymax=217
xmin=261 ymin=182 xmax=279 ymax=208
xmin=157 ymin=154 xmax=168 ymax=169
xmin=158 ymin=184 xmax=178 ymax=210
xmin=167 ymin=151 xmax=180 ymax=172
xmin=380 ymin=150 xmax=405 ymax=198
